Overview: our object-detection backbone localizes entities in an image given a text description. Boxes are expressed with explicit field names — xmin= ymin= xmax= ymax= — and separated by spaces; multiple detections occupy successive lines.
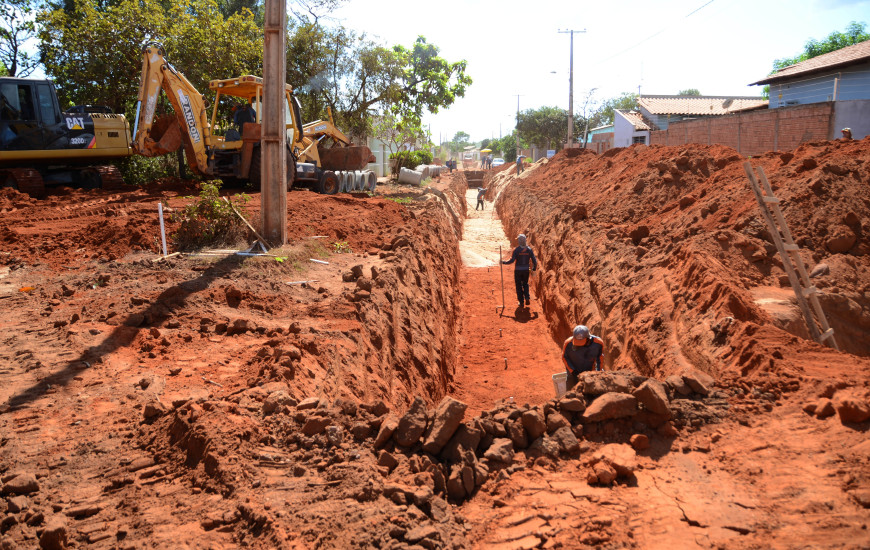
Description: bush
xmin=171 ymin=181 xmax=251 ymax=250
xmin=116 ymin=154 xmax=181 ymax=187
xmin=389 ymin=150 xmax=434 ymax=175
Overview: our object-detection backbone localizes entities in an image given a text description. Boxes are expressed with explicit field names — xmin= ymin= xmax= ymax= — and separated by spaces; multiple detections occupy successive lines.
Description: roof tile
xmin=752 ymin=39 xmax=870 ymax=85
xmin=638 ymin=95 xmax=767 ymax=116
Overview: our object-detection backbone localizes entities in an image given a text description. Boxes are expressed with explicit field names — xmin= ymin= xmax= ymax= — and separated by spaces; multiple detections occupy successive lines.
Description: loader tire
xmin=249 ymin=147 xmax=295 ymax=191
xmin=317 ymin=171 xmax=339 ymax=195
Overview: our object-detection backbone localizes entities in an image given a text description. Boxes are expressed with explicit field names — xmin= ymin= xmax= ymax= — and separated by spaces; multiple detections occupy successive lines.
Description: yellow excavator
xmin=0 ymin=77 xmax=131 ymax=197
xmin=133 ymin=42 xmax=375 ymax=194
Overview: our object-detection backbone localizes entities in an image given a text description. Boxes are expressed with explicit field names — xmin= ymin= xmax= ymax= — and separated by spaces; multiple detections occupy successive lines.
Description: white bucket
xmin=552 ymin=372 xmax=568 ymax=398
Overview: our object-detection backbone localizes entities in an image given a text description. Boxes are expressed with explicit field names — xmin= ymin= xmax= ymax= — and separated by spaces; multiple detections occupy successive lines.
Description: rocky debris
xmin=665 ymin=375 xmax=693 ymax=396
xmin=38 ymin=516 xmax=67 ymax=550
xmin=374 ymin=416 xmax=398 ymax=448
xmin=588 ymin=444 xmax=637 ymax=485
xmin=630 ymin=434 xmax=650 ymax=450
xmin=814 ymin=398 xmax=836 ymax=419
xmin=143 ymin=399 xmax=167 ymax=420
xmin=263 ymin=391 xmax=295 ymax=415
xmin=520 ymin=410 xmax=547 ymax=441
xmin=422 ymin=397 xmax=467 ymax=454
xmin=483 ymin=439 xmax=515 ymax=463
xmin=582 ymin=393 xmax=638 ymax=422
xmin=1 ymin=474 xmax=39 ymax=495
xmin=633 ymin=379 xmax=672 ymax=417
xmin=833 ymin=392 xmax=870 ymax=423
xmin=395 ymin=397 xmax=429 ymax=447
xmin=580 ymin=372 xmax=634 ymax=396
xmin=681 ymin=370 xmax=715 ymax=396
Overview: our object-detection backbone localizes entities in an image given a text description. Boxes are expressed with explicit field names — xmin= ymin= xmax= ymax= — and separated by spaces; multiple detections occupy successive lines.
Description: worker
xmin=516 ymin=155 xmax=524 ymax=175
xmin=562 ymin=325 xmax=604 ymax=391
xmin=501 ymin=233 xmax=537 ymax=308
xmin=476 ymin=186 xmax=486 ymax=210
xmin=842 ymin=127 xmax=853 ymax=140
xmin=233 ymin=101 xmax=255 ymax=134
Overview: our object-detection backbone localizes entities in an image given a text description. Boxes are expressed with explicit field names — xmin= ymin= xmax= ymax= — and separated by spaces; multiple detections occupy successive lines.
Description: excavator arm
xmin=133 ymin=43 xmax=210 ymax=175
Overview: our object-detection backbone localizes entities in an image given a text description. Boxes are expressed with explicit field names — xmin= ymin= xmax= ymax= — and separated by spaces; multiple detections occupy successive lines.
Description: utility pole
xmin=558 ymin=28 xmax=586 ymax=148
xmin=261 ymin=0 xmax=287 ymax=246
xmin=516 ymin=94 xmax=520 ymax=155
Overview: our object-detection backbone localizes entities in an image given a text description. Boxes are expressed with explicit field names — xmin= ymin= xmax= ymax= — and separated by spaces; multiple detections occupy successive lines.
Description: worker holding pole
xmin=501 ymin=233 xmax=538 ymax=309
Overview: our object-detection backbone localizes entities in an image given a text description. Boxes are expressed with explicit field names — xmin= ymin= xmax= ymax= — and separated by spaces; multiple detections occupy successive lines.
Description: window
xmin=632 ymin=136 xmax=647 ymax=145
xmin=37 ymin=84 xmax=60 ymax=124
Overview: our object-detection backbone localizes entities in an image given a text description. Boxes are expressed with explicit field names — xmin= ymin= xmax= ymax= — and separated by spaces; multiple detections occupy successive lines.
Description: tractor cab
xmin=207 ymin=75 xmax=302 ymax=150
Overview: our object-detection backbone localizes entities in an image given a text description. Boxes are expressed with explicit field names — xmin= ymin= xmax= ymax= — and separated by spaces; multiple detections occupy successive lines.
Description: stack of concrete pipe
xmin=415 ymin=164 xmax=443 ymax=178
xmin=398 ymin=167 xmax=424 ymax=186
xmin=337 ymin=170 xmax=377 ymax=192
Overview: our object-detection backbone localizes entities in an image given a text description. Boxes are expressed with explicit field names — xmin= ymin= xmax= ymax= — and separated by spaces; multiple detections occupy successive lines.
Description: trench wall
xmin=494 ymin=141 xmax=870 ymax=379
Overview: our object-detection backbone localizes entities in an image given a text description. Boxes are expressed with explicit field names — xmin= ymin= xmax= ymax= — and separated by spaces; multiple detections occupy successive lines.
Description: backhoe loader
xmin=133 ymin=42 xmax=375 ymax=194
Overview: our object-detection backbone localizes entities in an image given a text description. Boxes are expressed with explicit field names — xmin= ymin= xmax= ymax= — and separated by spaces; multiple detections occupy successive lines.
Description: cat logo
xmin=65 ymin=116 xmax=86 ymax=130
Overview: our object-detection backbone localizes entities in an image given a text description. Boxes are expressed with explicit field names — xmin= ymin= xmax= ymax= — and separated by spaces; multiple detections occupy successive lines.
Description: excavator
xmin=133 ymin=42 xmax=375 ymax=194
xmin=0 ymin=77 xmax=131 ymax=197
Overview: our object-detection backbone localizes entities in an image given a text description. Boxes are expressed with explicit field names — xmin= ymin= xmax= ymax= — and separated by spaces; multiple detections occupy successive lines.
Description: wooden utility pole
xmin=261 ymin=0 xmax=287 ymax=246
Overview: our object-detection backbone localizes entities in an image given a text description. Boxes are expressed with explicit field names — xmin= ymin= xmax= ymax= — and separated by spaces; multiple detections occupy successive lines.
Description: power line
xmin=596 ymin=0 xmax=717 ymax=65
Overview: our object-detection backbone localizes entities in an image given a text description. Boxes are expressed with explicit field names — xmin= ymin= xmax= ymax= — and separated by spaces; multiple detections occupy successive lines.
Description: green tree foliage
xmin=589 ymin=92 xmax=638 ymax=127
xmin=772 ymin=21 xmax=869 ymax=71
xmin=287 ymin=25 xmax=470 ymax=141
xmin=493 ymin=131 xmax=521 ymax=162
xmin=678 ymin=88 xmax=701 ymax=96
xmin=516 ymin=105 xmax=567 ymax=149
xmin=370 ymin=111 xmax=424 ymax=155
xmin=1 ymin=0 xmax=39 ymax=76
xmin=38 ymin=0 xmax=263 ymax=115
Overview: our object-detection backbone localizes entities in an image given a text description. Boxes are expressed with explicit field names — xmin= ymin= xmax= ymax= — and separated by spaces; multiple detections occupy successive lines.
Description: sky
xmin=331 ymin=0 xmax=870 ymax=144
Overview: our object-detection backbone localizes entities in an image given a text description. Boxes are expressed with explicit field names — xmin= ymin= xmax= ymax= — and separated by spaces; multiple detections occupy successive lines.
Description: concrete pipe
xmin=352 ymin=170 xmax=364 ymax=191
xmin=415 ymin=165 xmax=431 ymax=180
xmin=429 ymin=165 xmax=441 ymax=177
xmin=364 ymin=170 xmax=377 ymax=191
xmin=339 ymin=171 xmax=353 ymax=193
xmin=398 ymin=167 xmax=424 ymax=186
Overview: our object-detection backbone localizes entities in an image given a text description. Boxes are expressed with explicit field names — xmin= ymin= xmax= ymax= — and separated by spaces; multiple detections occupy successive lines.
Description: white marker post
xmin=157 ymin=202 xmax=168 ymax=257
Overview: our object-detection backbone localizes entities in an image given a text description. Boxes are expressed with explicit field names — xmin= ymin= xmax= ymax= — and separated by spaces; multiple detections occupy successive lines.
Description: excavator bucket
xmin=317 ymin=145 xmax=375 ymax=172
xmin=139 ymin=116 xmax=183 ymax=157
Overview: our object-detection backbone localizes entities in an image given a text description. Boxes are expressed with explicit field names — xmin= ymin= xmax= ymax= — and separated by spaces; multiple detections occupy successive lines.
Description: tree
xmin=772 ymin=21 xmax=868 ymax=70
xmin=38 ymin=0 xmax=263 ymax=114
xmin=287 ymin=27 xmax=471 ymax=141
xmin=1 ymin=0 xmax=39 ymax=76
xmin=370 ymin=112 xmax=424 ymax=157
xmin=678 ymin=88 xmax=701 ymax=96
xmin=587 ymin=92 xmax=638 ymax=127
xmin=516 ymin=106 xmax=567 ymax=149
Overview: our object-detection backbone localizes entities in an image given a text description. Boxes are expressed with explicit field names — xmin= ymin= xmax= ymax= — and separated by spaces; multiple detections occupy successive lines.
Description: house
xmin=613 ymin=110 xmax=651 ymax=147
xmin=637 ymin=95 xmax=768 ymax=130
xmin=585 ymin=124 xmax=613 ymax=154
xmin=751 ymin=39 xmax=870 ymax=139
xmin=751 ymin=39 xmax=870 ymax=108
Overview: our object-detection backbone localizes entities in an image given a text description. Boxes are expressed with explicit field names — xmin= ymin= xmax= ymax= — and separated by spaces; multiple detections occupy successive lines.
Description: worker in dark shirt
xmin=562 ymin=325 xmax=604 ymax=391
xmin=476 ymin=186 xmax=486 ymax=210
xmin=502 ymin=233 xmax=538 ymax=309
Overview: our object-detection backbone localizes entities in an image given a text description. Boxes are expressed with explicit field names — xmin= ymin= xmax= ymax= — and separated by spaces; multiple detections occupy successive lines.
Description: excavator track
xmin=2 ymin=169 xmax=46 ymax=199
xmin=95 ymin=165 xmax=126 ymax=191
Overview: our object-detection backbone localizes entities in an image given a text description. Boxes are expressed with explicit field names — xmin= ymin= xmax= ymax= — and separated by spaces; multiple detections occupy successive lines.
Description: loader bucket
xmin=318 ymin=145 xmax=375 ymax=172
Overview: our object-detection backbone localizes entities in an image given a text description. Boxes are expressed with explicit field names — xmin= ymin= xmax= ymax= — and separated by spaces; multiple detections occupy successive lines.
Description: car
xmin=492 ymin=157 xmax=505 ymax=167
xmin=463 ymin=154 xmax=473 ymax=160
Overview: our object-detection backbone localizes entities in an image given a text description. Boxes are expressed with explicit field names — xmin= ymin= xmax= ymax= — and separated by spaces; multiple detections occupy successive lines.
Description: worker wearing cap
xmin=562 ymin=325 xmax=604 ymax=391
xmin=476 ymin=186 xmax=486 ymax=210
xmin=842 ymin=127 xmax=853 ymax=140
xmin=502 ymin=234 xmax=537 ymax=309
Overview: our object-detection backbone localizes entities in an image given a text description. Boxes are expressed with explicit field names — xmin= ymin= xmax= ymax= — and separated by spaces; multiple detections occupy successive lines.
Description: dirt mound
xmin=497 ymin=139 xmax=870 ymax=378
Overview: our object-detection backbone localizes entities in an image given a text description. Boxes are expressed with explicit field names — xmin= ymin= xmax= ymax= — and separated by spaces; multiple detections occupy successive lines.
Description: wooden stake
xmin=499 ymin=245 xmax=505 ymax=313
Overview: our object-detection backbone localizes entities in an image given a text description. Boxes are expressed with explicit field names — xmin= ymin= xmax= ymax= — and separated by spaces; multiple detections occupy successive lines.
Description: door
xmin=0 ymin=81 xmax=41 ymax=150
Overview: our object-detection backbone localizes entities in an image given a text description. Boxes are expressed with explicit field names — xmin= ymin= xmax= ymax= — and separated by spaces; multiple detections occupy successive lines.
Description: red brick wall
xmin=649 ymin=103 xmax=834 ymax=155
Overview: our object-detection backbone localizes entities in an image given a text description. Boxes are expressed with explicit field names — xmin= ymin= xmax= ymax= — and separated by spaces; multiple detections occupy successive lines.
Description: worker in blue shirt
xmin=562 ymin=325 xmax=604 ymax=390
xmin=502 ymin=233 xmax=537 ymax=309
